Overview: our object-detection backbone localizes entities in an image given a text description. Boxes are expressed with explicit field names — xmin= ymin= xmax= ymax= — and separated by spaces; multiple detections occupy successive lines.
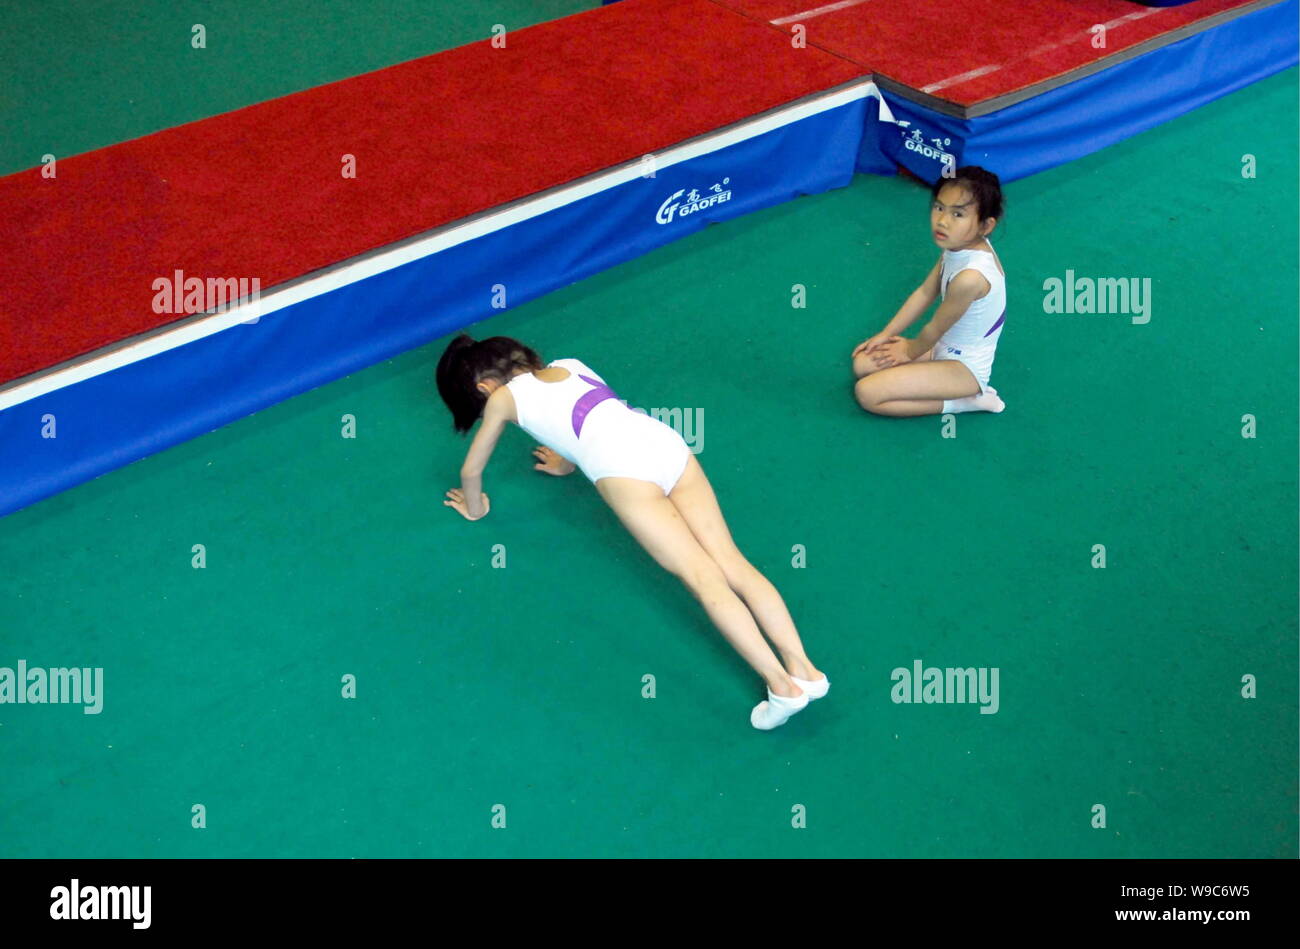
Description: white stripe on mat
xmin=771 ymin=0 xmax=874 ymax=27
xmin=923 ymin=8 xmax=1159 ymax=94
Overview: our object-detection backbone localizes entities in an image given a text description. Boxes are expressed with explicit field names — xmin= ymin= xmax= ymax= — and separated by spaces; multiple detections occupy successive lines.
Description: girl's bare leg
xmin=665 ymin=456 xmax=823 ymax=683
xmin=595 ymin=472 xmax=805 ymax=699
xmin=853 ymin=345 xmax=932 ymax=379
xmin=854 ymin=359 xmax=979 ymax=417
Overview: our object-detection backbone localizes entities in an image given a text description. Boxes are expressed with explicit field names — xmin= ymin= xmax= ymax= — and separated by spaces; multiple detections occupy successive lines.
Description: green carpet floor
xmin=1 ymin=2 xmax=1295 ymax=858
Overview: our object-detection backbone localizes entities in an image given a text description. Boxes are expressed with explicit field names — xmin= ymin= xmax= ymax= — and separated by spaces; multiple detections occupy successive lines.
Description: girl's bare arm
xmin=906 ymin=269 xmax=989 ymax=358
xmin=457 ymin=388 xmax=514 ymax=517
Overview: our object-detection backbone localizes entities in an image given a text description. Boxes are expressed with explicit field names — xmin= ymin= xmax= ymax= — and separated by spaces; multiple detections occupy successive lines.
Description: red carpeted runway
xmin=0 ymin=0 xmax=860 ymax=384
xmin=0 ymin=0 xmax=1278 ymax=386
xmin=715 ymin=0 xmax=1271 ymax=111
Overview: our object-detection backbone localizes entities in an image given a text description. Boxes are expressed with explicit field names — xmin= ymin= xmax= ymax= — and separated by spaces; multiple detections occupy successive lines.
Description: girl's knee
xmin=681 ymin=559 xmax=731 ymax=601
xmin=854 ymin=376 xmax=884 ymax=413
xmin=716 ymin=554 xmax=760 ymax=592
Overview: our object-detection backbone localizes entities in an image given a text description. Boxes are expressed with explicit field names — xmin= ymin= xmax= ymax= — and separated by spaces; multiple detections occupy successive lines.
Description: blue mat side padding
xmin=855 ymin=94 xmax=901 ymax=176
xmin=859 ymin=0 xmax=1299 ymax=183
xmin=0 ymin=97 xmax=866 ymax=517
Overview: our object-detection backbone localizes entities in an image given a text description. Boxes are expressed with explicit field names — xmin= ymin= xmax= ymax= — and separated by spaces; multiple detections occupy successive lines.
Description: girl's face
xmin=931 ymin=184 xmax=990 ymax=250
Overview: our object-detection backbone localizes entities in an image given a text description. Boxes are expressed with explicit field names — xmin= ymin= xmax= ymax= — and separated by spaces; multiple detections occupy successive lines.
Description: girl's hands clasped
xmin=445 ymin=488 xmax=489 ymax=520
xmin=865 ymin=335 xmax=916 ymax=369
xmin=852 ymin=333 xmax=892 ymax=359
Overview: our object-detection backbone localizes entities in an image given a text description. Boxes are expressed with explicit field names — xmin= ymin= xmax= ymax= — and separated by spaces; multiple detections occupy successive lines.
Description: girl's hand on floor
xmin=870 ymin=336 xmax=914 ymax=369
xmin=445 ymin=488 xmax=489 ymax=520
xmin=533 ymin=446 xmax=575 ymax=476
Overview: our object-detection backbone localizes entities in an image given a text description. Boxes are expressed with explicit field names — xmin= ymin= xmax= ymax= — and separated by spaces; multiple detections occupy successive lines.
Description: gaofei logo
xmin=901 ymin=127 xmax=956 ymax=169
xmin=656 ymin=178 xmax=732 ymax=224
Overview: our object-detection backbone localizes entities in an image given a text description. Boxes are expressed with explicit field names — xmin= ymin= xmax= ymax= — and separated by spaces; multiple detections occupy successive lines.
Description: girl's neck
xmin=951 ymin=236 xmax=992 ymax=253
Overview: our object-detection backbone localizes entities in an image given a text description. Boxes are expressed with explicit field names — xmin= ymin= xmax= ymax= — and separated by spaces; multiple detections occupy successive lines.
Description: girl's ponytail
xmin=435 ymin=334 xmax=544 ymax=434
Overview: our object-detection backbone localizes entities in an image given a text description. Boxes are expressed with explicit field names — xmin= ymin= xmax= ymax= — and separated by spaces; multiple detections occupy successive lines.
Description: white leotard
xmin=931 ymin=240 xmax=1006 ymax=392
xmin=937 ymin=239 xmax=1006 ymax=351
xmin=506 ymin=358 xmax=691 ymax=496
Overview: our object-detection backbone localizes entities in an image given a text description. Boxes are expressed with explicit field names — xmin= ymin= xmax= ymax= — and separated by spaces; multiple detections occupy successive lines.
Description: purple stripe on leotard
xmin=571 ymin=373 xmax=619 ymax=438
xmin=983 ymin=310 xmax=1006 ymax=338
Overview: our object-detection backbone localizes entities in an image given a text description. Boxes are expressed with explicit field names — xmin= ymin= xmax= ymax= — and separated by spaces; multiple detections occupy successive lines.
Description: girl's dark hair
xmin=931 ymin=165 xmax=1004 ymax=230
xmin=436 ymin=334 xmax=544 ymax=433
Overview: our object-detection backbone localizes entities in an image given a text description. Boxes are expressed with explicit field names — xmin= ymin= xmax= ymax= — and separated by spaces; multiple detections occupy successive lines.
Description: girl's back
xmin=506 ymin=357 xmax=622 ymax=466
xmin=506 ymin=358 xmax=690 ymax=495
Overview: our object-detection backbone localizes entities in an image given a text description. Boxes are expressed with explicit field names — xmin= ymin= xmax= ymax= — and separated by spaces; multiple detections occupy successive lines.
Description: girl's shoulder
xmin=554 ymin=357 xmax=604 ymax=379
xmin=981 ymin=244 xmax=1005 ymax=279
xmin=950 ymin=245 xmax=1004 ymax=279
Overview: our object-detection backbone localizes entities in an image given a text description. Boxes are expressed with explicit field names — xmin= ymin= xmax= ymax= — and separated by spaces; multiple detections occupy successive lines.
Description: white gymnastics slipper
xmin=751 ymin=687 xmax=810 ymax=730
xmin=790 ymin=674 xmax=830 ymax=700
